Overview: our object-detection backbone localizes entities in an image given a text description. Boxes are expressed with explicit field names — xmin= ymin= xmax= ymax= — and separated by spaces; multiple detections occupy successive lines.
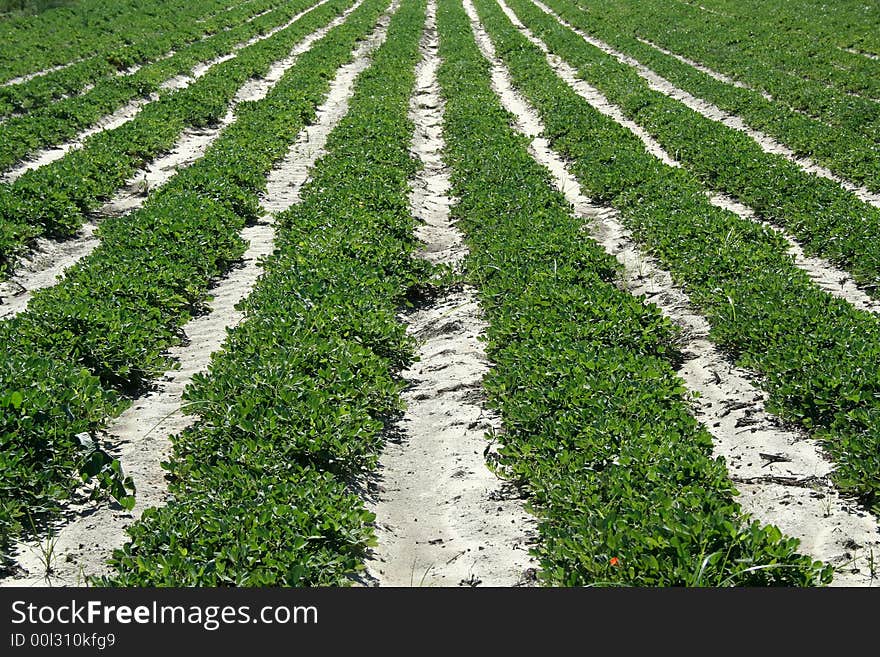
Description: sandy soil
xmin=530 ymin=0 xmax=880 ymax=210
xmin=2 ymin=61 xmax=80 ymax=87
xmin=704 ymin=192 xmax=880 ymax=314
xmin=108 ymin=6 xmax=279 ymax=81
xmin=842 ymin=47 xmax=880 ymax=62
xmin=498 ymin=0 xmax=880 ymax=317
xmin=0 ymin=226 xmax=101 ymax=321
xmin=0 ymin=0 xmax=346 ymax=320
xmin=0 ymin=0 xmax=391 ymax=587
xmin=362 ymin=0 xmax=538 ymax=587
xmin=634 ymin=37 xmax=774 ymax=101
xmin=2 ymin=96 xmax=158 ymax=183
xmin=466 ymin=0 xmax=880 ymax=587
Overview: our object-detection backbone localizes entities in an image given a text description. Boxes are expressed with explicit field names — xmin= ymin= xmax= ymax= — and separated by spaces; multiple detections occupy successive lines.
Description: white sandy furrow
xmin=704 ymin=193 xmax=880 ymax=314
xmin=465 ymin=0 xmax=880 ymax=587
xmin=2 ymin=96 xmax=155 ymax=183
xmin=363 ymin=0 xmax=537 ymax=588
xmin=530 ymin=0 xmax=880 ymax=210
xmin=2 ymin=0 xmax=336 ymax=184
xmin=0 ymin=0 xmax=351 ymax=320
xmin=634 ymin=37 xmax=774 ymax=102
xmin=842 ymin=47 xmax=880 ymax=62
xmin=0 ymin=0 xmax=394 ymax=588
xmin=262 ymin=0 xmax=382 ymax=212
xmin=497 ymin=0 xmax=880 ymax=316
xmin=639 ymin=40 xmax=873 ymax=114
xmin=2 ymin=60 xmax=81 ymax=87
xmin=236 ymin=5 xmax=276 ymax=26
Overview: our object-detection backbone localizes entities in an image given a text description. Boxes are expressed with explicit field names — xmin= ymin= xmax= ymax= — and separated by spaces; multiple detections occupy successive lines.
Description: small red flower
xmin=610 ymin=557 xmax=620 ymax=567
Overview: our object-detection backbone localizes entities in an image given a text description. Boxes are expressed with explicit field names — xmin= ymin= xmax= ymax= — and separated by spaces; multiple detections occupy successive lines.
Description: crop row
xmin=100 ymin=0 xmax=428 ymax=586
xmin=536 ymin=0 xmax=880 ymax=196
xmin=506 ymin=0 xmax=880 ymax=292
xmin=0 ymin=0 xmax=387 ymax=566
xmin=0 ymin=0 xmax=288 ymax=118
xmin=432 ymin=0 xmax=828 ymax=586
xmin=0 ymin=0 xmax=323 ymax=170
xmin=568 ymin=0 xmax=880 ymax=144
xmin=0 ymin=0 xmax=346 ymax=277
xmin=0 ymin=0 xmax=235 ymax=83
xmin=473 ymin=0 xmax=880 ymax=511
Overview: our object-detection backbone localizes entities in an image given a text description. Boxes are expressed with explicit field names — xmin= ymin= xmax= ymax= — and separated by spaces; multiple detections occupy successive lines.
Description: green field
xmin=0 ymin=0 xmax=877 ymax=587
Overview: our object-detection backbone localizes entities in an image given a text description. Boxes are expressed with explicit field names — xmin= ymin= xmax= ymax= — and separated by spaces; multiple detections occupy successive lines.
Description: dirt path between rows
xmin=634 ymin=36 xmax=774 ymax=101
xmin=842 ymin=47 xmax=880 ymax=62
xmin=0 ymin=0 xmax=395 ymax=587
xmin=362 ymin=0 xmax=538 ymax=588
xmin=466 ymin=0 xmax=880 ymax=587
xmin=529 ymin=0 xmax=880 ymax=210
xmin=2 ymin=61 xmax=80 ymax=87
xmin=634 ymin=37 xmax=773 ymax=101
xmin=497 ymin=0 xmax=880 ymax=316
xmin=0 ymin=0 xmax=356 ymax=320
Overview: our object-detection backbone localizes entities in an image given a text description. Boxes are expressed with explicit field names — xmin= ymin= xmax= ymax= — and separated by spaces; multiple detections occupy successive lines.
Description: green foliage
xmin=0 ymin=0 xmax=381 ymax=562
xmin=2 ymin=0 xmax=868 ymax=588
xmin=0 ymin=0 xmax=346 ymax=277
xmin=0 ymin=1 xmax=234 ymax=75
xmin=0 ymin=0 xmax=296 ymax=125
xmin=105 ymin=467 xmax=376 ymax=586
xmin=0 ymin=1 xmax=72 ymax=18
xmin=510 ymin=0 xmax=880 ymax=287
xmin=100 ymin=0 xmax=429 ymax=586
xmin=435 ymin=0 xmax=830 ymax=586
xmin=543 ymin=0 xmax=880 ymax=196
xmin=564 ymin=0 xmax=880 ymax=144
xmin=474 ymin=0 xmax=880 ymax=513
